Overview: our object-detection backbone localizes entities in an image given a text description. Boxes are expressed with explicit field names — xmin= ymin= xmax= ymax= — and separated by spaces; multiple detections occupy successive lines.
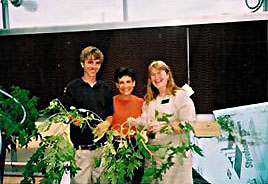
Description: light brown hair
xmin=80 ymin=46 xmax=104 ymax=64
xmin=144 ymin=60 xmax=181 ymax=104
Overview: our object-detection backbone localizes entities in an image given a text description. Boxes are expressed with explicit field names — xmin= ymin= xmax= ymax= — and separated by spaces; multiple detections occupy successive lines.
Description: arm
xmin=95 ymin=84 xmax=114 ymax=137
xmin=176 ymin=90 xmax=196 ymax=123
xmin=171 ymin=90 xmax=196 ymax=132
xmin=105 ymin=115 xmax=113 ymax=124
xmin=94 ymin=116 xmax=112 ymax=137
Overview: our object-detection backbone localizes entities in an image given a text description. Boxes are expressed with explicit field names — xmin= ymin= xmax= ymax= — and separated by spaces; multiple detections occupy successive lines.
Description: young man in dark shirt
xmin=63 ymin=46 xmax=113 ymax=184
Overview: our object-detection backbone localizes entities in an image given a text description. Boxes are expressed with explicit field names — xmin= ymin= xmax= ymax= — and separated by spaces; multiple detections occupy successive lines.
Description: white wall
xmin=128 ymin=0 xmax=250 ymax=21
xmin=0 ymin=0 xmax=265 ymax=29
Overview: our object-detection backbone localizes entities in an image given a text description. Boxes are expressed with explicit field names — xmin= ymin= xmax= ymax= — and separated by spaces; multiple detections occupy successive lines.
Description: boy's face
xmin=82 ymin=55 xmax=101 ymax=77
xmin=116 ymin=75 xmax=135 ymax=96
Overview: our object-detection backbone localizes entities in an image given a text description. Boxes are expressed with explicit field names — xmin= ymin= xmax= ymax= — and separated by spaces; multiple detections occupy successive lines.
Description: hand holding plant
xmin=94 ymin=120 xmax=111 ymax=138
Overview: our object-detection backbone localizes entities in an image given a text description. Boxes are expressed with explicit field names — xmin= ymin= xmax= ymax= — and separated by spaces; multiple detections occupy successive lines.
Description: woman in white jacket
xmin=141 ymin=60 xmax=196 ymax=184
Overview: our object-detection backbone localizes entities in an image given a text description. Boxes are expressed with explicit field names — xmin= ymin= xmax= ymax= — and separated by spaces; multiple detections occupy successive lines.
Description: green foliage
xmin=39 ymin=99 xmax=100 ymax=131
xmin=155 ymin=110 xmax=175 ymax=134
xmin=216 ymin=114 xmax=235 ymax=141
xmin=101 ymin=133 xmax=144 ymax=184
xmin=21 ymin=98 xmax=98 ymax=184
xmin=0 ymin=86 xmax=40 ymax=147
xmin=139 ymin=120 xmax=204 ymax=183
xmin=95 ymin=111 xmax=203 ymax=184
xmin=21 ymin=135 xmax=79 ymax=184
xmin=19 ymin=99 xmax=203 ymax=184
xmin=155 ymin=110 xmax=173 ymax=123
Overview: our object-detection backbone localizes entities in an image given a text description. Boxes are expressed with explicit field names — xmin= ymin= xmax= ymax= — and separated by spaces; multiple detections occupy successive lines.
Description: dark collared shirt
xmin=62 ymin=78 xmax=113 ymax=147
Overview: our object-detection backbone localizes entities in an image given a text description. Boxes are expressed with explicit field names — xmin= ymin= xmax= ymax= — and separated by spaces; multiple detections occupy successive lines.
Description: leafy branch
xmin=21 ymin=98 xmax=102 ymax=184
xmin=21 ymin=135 xmax=79 ymax=184
xmin=20 ymin=98 xmax=203 ymax=184
xmin=216 ymin=114 xmax=235 ymax=141
xmin=0 ymin=86 xmax=40 ymax=147
xmin=95 ymin=110 xmax=203 ymax=184
xmin=140 ymin=112 xmax=203 ymax=183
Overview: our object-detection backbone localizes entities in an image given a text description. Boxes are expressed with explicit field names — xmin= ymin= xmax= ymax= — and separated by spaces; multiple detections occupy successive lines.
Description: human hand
xmin=94 ymin=120 xmax=110 ymax=137
xmin=125 ymin=117 xmax=137 ymax=127
xmin=147 ymin=121 xmax=165 ymax=133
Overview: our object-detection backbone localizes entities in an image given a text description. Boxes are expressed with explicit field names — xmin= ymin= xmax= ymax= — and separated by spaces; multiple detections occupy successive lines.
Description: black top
xmin=62 ymin=78 xmax=113 ymax=147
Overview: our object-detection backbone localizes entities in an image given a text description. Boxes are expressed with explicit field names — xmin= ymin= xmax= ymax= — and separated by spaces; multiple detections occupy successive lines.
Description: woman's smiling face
xmin=150 ymin=67 xmax=169 ymax=91
xmin=116 ymin=75 xmax=135 ymax=96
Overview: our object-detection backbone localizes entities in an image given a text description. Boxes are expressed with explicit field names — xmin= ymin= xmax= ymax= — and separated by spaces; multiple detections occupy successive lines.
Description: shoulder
xmin=131 ymin=95 xmax=144 ymax=103
xmin=63 ymin=78 xmax=83 ymax=97
xmin=66 ymin=78 xmax=83 ymax=88
xmin=144 ymin=97 xmax=156 ymax=109
xmin=174 ymin=89 xmax=195 ymax=110
xmin=95 ymin=80 xmax=112 ymax=93
xmin=113 ymin=95 xmax=119 ymax=101
xmin=174 ymin=89 xmax=188 ymax=98
xmin=173 ymin=89 xmax=193 ymax=103
xmin=131 ymin=95 xmax=143 ymax=101
xmin=96 ymin=80 xmax=109 ymax=88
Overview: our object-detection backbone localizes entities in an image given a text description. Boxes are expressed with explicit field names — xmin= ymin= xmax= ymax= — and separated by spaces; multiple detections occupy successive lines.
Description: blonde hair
xmin=144 ymin=60 xmax=181 ymax=104
xmin=80 ymin=46 xmax=104 ymax=64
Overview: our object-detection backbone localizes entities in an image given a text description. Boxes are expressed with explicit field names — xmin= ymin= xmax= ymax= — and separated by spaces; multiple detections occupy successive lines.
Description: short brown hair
xmin=80 ymin=46 xmax=104 ymax=63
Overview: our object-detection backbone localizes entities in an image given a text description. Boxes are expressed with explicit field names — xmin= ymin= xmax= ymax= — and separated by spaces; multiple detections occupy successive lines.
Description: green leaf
xmin=95 ymin=157 xmax=101 ymax=168
xmin=0 ymin=86 xmax=40 ymax=147
xmin=192 ymin=144 xmax=203 ymax=156
xmin=154 ymin=110 xmax=159 ymax=118
xmin=147 ymin=144 xmax=161 ymax=152
xmin=144 ymin=167 xmax=154 ymax=176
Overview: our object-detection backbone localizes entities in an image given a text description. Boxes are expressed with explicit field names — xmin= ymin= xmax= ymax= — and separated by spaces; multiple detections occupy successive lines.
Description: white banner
xmin=193 ymin=102 xmax=268 ymax=184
